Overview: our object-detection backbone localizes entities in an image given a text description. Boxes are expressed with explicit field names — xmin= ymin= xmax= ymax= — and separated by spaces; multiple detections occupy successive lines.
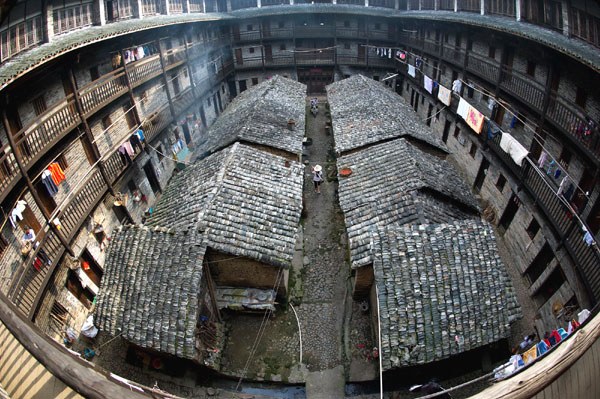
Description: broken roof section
xmin=374 ymin=220 xmax=522 ymax=370
xmin=326 ymin=75 xmax=447 ymax=154
xmin=337 ymin=138 xmax=478 ymax=268
xmin=148 ymin=142 xmax=304 ymax=268
xmin=198 ymin=75 xmax=307 ymax=156
xmin=95 ymin=225 xmax=206 ymax=359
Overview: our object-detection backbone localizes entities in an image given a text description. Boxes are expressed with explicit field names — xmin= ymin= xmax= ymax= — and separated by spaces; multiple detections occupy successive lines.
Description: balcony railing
xmin=295 ymin=50 xmax=335 ymax=65
xmin=128 ymin=54 xmax=162 ymax=87
xmin=466 ymin=54 xmax=500 ymax=82
xmin=294 ymin=26 xmax=335 ymax=38
xmin=234 ymin=56 xmax=263 ymax=69
xmin=14 ymin=96 xmax=79 ymax=168
xmin=60 ymin=169 xmax=106 ymax=241
xmin=546 ymin=96 xmax=600 ymax=159
xmin=0 ymin=145 xmax=20 ymax=200
xmin=103 ymin=148 xmax=128 ymax=184
xmin=8 ymin=227 xmax=64 ymax=318
xmin=163 ymin=46 xmax=187 ymax=69
xmin=499 ymin=68 xmax=545 ymax=112
xmin=79 ymin=69 xmax=128 ymax=116
xmin=264 ymin=55 xmax=294 ymax=67
xmin=233 ymin=30 xmax=262 ymax=42
xmin=172 ymin=87 xmax=195 ymax=115
xmin=423 ymin=39 xmax=441 ymax=55
xmin=144 ymin=104 xmax=173 ymax=142
xmin=442 ymin=45 xmax=466 ymax=66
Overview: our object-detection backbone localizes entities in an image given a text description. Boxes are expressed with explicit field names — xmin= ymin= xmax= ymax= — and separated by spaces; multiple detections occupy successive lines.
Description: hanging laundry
xmin=510 ymin=115 xmax=518 ymax=129
xmin=48 ymin=162 xmax=66 ymax=185
xmin=537 ymin=151 xmax=548 ymax=169
xmin=129 ymin=134 xmax=143 ymax=153
xmin=388 ymin=49 xmax=392 ymax=59
xmin=563 ymin=184 xmax=575 ymax=201
xmin=488 ymin=98 xmax=496 ymax=110
xmin=423 ymin=75 xmax=433 ymax=94
xmin=408 ymin=65 xmax=416 ymax=78
xmin=466 ymin=106 xmax=485 ymax=134
xmin=11 ymin=199 xmax=27 ymax=227
xmin=487 ymin=120 xmax=501 ymax=140
xmin=584 ymin=230 xmax=594 ymax=246
xmin=437 ymin=84 xmax=451 ymax=106
xmin=41 ymin=170 xmax=58 ymax=196
xmin=136 ymin=46 xmax=145 ymax=60
xmin=578 ymin=309 xmax=591 ymax=324
xmin=122 ymin=141 xmax=135 ymax=157
xmin=557 ymin=176 xmax=569 ymax=196
xmin=397 ymin=51 xmax=406 ymax=60
xmin=118 ymin=144 xmax=132 ymax=165
xmin=112 ymin=53 xmax=122 ymax=69
xmin=415 ymin=58 xmax=423 ymax=68
xmin=452 ymin=79 xmax=462 ymax=93
xmin=546 ymin=160 xmax=557 ymax=176
xmin=136 ymin=129 xmax=145 ymax=142
xmin=521 ymin=345 xmax=537 ymax=365
xmin=535 ymin=341 xmax=549 ymax=357
xmin=554 ymin=168 xmax=561 ymax=179
xmin=457 ymin=97 xmax=470 ymax=120
xmin=499 ymin=133 xmax=529 ymax=166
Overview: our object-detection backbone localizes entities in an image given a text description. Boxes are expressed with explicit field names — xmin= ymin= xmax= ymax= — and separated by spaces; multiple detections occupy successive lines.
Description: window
xmin=127 ymin=179 xmax=138 ymax=193
xmin=56 ymin=153 xmax=69 ymax=170
xmin=101 ymin=115 xmax=112 ymax=130
xmin=526 ymin=61 xmax=536 ymax=77
xmin=157 ymin=144 xmax=165 ymax=161
xmin=453 ymin=126 xmax=460 ymax=138
xmin=247 ymin=24 xmax=253 ymax=31
xmin=469 ymin=143 xmax=477 ymax=158
xmin=280 ymin=44 xmax=286 ymax=51
xmin=278 ymin=21 xmax=284 ymax=28
xmin=526 ymin=218 xmax=540 ymax=239
xmin=31 ymin=95 xmax=47 ymax=116
xmin=344 ymin=43 xmax=350 ymax=50
xmin=488 ymin=46 xmax=496 ymax=59
xmin=575 ymin=87 xmax=587 ymax=108
xmin=252 ymin=77 xmax=259 ymax=85
xmin=496 ymin=174 xmax=507 ymax=191
xmin=374 ymin=23 xmax=381 ymax=30
xmin=249 ymin=47 xmax=255 ymax=54
xmin=466 ymin=39 xmax=472 ymax=51
xmin=344 ymin=20 xmax=350 ymax=28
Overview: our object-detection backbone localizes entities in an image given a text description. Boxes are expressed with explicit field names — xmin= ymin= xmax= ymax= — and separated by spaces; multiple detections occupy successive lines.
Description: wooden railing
xmin=8 ymin=227 xmax=64 ymax=317
xmin=79 ymin=70 xmax=128 ymax=116
xmin=499 ymin=68 xmax=545 ymax=112
xmin=14 ymin=96 xmax=79 ymax=168
xmin=264 ymin=54 xmax=294 ymax=67
xmin=0 ymin=144 xmax=20 ymax=199
xmin=103 ymin=148 xmax=128 ymax=184
xmin=234 ymin=56 xmax=263 ymax=69
xmin=189 ymin=0 xmax=204 ymax=12
xmin=144 ymin=104 xmax=172 ymax=142
xmin=59 ymin=169 xmax=106 ymax=241
xmin=546 ymin=97 xmax=600 ymax=159
xmin=128 ymin=54 xmax=162 ymax=87
xmin=423 ymin=38 xmax=441 ymax=55
xmin=296 ymin=50 xmax=335 ymax=65
xmin=294 ymin=26 xmax=335 ymax=38
xmin=442 ymin=45 xmax=466 ymax=66
xmin=233 ymin=30 xmax=262 ymax=42
xmin=466 ymin=54 xmax=500 ymax=82
xmin=142 ymin=0 xmax=160 ymax=15
xmin=163 ymin=46 xmax=187 ymax=69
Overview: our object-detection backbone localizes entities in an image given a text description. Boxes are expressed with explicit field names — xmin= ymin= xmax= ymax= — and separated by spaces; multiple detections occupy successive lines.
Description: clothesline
xmin=285 ymin=45 xmax=339 ymax=53
xmin=30 ymin=130 xmax=85 ymax=183
xmin=458 ymin=78 xmax=591 ymax=202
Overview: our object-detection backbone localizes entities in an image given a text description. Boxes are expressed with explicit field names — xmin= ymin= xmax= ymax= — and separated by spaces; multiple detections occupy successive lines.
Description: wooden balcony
xmin=144 ymin=104 xmax=173 ymax=142
xmin=0 ymin=144 xmax=21 ymax=202
xmin=103 ymin=148 xmax=128 ymax=184
xmin=335 ymin=28 xmax=361 ymax=39
xmin=128 ymin=55 xmax=163 ymax=87
xmin=442 ymin=45 xmax=466 ymax=66
xmin=234 ymin=56 xmax=264 ymax=69
xmin=546 ymin=97 xmax=600 ymax=160
xmin=264 ymin=55 xmax=294 ymax=67
xmin=336 ymin=54 xmax=367 ymax=66
xmin=499 ymin=68 xmax=545 ymax=112
xmin=9 ymin=227 xmax=64 ymax=318
xmin=233 ymin=30 xmax=262 ymax=42
xmin=14 ymin=96 xmax=79 ymax=169
xmin=466 ymin=54 xmax=500 ymax=82
xmin=79 ymin=69 xmax=129 ymax=116
xmin=294 ymin=26 xmax=335 ymax=38
xmin=163 ymin=46 xmax=187 ymax=70
xmin=423 ymin=39 xmax=441 ymax=56
xmin=60 ymin=169 xmax=107 ymax=241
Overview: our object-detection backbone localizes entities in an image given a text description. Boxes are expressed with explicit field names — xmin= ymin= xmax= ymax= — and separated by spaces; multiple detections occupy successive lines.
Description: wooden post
xmin=157 ymin=39 xmax=178 ymax=120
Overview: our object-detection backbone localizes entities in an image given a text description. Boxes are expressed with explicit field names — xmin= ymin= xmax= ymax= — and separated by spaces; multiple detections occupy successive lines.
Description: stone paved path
xmin=300 ymin=96 xmax=348 ymax=397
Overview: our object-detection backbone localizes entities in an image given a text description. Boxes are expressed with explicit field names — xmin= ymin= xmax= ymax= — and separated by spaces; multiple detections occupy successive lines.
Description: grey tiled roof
xmin=337 ymin=138 xmax=478 ymax=268
xmin=197 ymin=75 xmax=306 ymax=155
xmin=148 ymin=142 xmax=303 ymax=267
xmin=95 ymin=225 xmax=206 ymax=359
xmin=374 ymin=220 xmax=522 ymax=370
xmin=327 ymin=75 xmax=447 ymax=153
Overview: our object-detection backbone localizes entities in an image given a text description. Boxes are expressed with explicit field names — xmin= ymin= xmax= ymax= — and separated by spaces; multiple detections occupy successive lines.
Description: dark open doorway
xmin=143 ymin=162 xmax=161 ymax=194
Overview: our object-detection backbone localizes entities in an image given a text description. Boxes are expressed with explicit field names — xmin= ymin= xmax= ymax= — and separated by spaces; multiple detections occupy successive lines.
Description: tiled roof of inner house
xmin=148 ymin=142 xmax=304 ymax=268
xmin=197 ymin=75 xmax=307 ymax=156
xmin=337 ymin=138 xmax=478 ymax=268
xmin=373 ymin=220 xmax=522 ymax=370
xmin=326 ymin=74 xmax=447 ymax=154
xmin=95 ymin=225 xmax=206 ymax=359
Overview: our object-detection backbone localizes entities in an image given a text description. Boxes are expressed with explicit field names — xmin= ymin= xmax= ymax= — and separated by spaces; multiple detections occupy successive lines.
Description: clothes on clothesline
xmin=466 ymin=106 xmax=485 ymax=134
xmin=457 ymin=97 xmax=470 ymax=120
xmin=538 ymin=151 xmax=548 ymax=169
xmin=437 ymin=84 xmax=451 ymax=106
xmin=408 ymin=65 xmax=416 ymax=78
xmin=129 ymin=133 xmax=143 ymax=153
xmin=499 ymin=133 xmax=529 ymax=166
xmin=9 ymin=199 xmax=28 ymax=228
xmin=48 ymin=162 xmax=65 ymax=185
xmin=452 ymin=79 xmax=462 ymax=93
xmin=41 ymin=170 xmax=58 ymax=197
xmin=423 ymin=75 xmax=433 ymax=94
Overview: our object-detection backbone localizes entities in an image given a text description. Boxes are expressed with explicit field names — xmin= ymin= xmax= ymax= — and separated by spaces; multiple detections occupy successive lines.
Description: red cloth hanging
xmin=48 ymin=162 xmax=66 ymax=185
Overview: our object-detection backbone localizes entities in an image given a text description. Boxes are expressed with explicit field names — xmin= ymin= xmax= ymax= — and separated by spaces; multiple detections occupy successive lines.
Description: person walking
xmin=312 ymin=164 xmax=324 ymax=193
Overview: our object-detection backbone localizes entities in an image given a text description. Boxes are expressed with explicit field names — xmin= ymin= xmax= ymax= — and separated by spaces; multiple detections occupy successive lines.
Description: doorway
xmin=473 ymin=158 xmax=490 ymax=192
xmin=143 ymin=162 xmax=161 ymax=194
xmin=181 ymin=123 xmax=192 ymax=144
xmin=239 ymin=79 xmax=247 ymax=93
xmin=442 ymin=120 xmax=451 ymax=143
xmin=264 ymin=44 xmax=273 ymax=63
xmin=499 ymin=192 xmax=520 ymax=231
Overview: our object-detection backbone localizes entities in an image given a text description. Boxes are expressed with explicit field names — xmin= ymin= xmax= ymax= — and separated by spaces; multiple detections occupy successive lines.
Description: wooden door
xmin=264 ymin=44 xmax=273 ymax=62
xmin=235 ymin=48 xmax=243 ymax=65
